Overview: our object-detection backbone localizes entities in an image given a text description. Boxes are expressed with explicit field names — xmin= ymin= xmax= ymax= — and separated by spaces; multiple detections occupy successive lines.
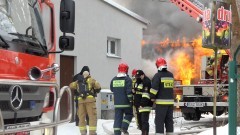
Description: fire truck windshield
xmin=0 ymin=0 xmax=48 ymax=55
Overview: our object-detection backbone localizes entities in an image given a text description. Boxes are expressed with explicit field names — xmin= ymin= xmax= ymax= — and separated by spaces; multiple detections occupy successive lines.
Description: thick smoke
xmin=112 ymin=0 xmax=202 ymax=41
xmin=112 ymin=0 xmax=209 ymax=78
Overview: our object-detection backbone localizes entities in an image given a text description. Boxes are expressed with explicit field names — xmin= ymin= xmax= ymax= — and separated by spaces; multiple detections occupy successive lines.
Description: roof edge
xmin=102 ymin=0 xmax=150 ymax=25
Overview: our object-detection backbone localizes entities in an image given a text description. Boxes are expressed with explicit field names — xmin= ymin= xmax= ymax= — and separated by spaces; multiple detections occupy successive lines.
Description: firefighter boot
xmin=120 ymin=129 xmax=129 ymax=135
xmin=141 ymin=130 xmax=148 ymax=135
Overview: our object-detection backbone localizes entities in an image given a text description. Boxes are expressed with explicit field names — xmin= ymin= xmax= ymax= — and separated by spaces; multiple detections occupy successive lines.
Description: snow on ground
xmin=57 ymin=120 xmax=109 ymax=135
xmin=57 ymin=113 xmax=240 ymax=135
xmin=198 ymin=123 xmax=240 ymax=135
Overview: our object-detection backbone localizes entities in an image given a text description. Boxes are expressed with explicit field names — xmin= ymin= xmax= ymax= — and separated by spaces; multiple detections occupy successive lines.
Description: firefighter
xmin=135 ymin=70 xmax=152 ymax=135
xmin=206 ymin=56 xmax=214 ymax=78
xmin=72 ymin=66 xmax=90 ymax=126
xmin=70 ymin=66 xmax=101 ymax=135
xmin=110 ymin=62 xmax=133 ymax=135
xmin=131 ymin=68 xmax=139 ymax=128
xmin=132 ymin=69 xmax=143 ymax=130
xmin=150 ymin=57 xmax=174 ymax=135
xmin=131 ymin=68 xmax=138 ymax=93
xmin=206 ymin=51 xmax=223 ymax=79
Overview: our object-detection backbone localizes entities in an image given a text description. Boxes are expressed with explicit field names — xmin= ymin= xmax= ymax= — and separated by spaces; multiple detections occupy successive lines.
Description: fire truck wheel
xmin=216 ymin=111 xmax=224 ymax=116
xmin=183 ymin=113 xmax=192 ymax=121
xmin=210 ymin=110 xmax=225 ymax=116
xmin=192 ymin=111 xmax=201 ymax=121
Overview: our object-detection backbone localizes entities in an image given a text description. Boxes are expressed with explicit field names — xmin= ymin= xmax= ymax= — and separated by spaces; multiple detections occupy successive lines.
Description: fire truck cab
xmin=0 ymin=0 xmax=75 ymax=134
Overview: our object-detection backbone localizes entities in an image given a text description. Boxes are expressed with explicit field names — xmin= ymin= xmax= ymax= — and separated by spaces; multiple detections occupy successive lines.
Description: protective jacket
xmin=133 ymin=78 xmax=143 ymax=107
xmin=110 ymin=76 xmax=133 ymax=108
xmin=70 ymin=75 xmax=101 ymax=135
xmin=132 ymin=77 xmax=137 ymax=91
xmin=70 ymin=75 xmax=101 ymax=100
xmin=138 ymin=76 xmax=152 ymax=113
xmin=150 ymin=70 xmax=174 ymax=105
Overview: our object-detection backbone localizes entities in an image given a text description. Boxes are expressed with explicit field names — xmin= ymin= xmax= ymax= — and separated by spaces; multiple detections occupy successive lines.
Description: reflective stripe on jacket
xmin=134 ymin=76 xmax=153 ymax=110
xmin=110 ymin=76 xmax=132 ymax=108
xmin=150 ymin=70 xmax=174 ymax=105
xmin=69 ymin=76 xmax=101 ymax=98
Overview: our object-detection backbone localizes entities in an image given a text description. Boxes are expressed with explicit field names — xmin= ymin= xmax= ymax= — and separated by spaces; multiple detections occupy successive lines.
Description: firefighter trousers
xmin=140 ymin=112 xmax=150 ymax=135
xmin=155 ymin=105 xmax=174 ymax=134
xmin=133 ymin=105 xmax=139 ymax=128
xmin=78 ymin=99 xmax=97 ymax=135
xmin=75 ymin=99 xmax=79 ymax=126
xmin=114 ymin=107 xmax=133 ymax=135
xmin=134 ymin=106 xmax=141 ymax=129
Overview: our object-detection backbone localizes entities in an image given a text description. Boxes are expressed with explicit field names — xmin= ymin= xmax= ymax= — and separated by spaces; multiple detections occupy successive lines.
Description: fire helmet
xmin=156 ymin=57 xmax=167 ymax=70
xmin=118 ymin=63 xmax=129 ymax=74
xmin=132 ymin=69 xmax=138 ymax=77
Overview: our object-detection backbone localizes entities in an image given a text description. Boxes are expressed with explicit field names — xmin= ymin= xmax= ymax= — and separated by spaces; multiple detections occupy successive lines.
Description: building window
xmin=107 ymin=37 xmax=121 ymax=58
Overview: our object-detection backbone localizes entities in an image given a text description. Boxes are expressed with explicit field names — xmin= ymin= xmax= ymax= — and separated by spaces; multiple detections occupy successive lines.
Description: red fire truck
xmin=0 ymin=0 xmax=75 ymax=134
xmin=171 ymin=0 xmax=230 ymax=121
xmin=175 ymin=52 xmax=229 ymax=121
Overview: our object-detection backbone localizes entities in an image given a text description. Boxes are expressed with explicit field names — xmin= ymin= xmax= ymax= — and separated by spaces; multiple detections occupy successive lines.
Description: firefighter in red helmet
xmin=110 ymin=62 xmax=133 ymax=135
xmin=131 ymin=68 xmax=138 ymax=94
xmin=132 ymin=69 xmax=137 ymax=77
xmin=150 ymin=57 xmax=174 ymax=134
xmin=132 ymin=68 xmax=138 ymax=92
xmin=131 ymin=68 xmax=140 ymax=129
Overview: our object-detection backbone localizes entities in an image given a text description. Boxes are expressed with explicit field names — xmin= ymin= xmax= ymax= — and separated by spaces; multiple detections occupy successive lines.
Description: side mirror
xmin=60 ymin=0 xmax=75 ymax=33
xmin=59 ymin=36 xmax=74 ymax=51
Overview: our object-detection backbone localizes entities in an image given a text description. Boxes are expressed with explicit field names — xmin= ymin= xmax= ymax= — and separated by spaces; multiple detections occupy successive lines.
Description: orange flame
xmin=141 ymin=40 xmax=147 ymax=47
xmin=175 ymin=37 xmax=213 ymax=84
xmin=171 ymin=52 xmax=195 ymax=85
xmin=145 ymin=36 xmax=214 ymax=85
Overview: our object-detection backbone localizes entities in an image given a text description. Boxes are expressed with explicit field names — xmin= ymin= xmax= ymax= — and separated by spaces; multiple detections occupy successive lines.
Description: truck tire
xmin=211 ymin=110 xmax=224 ymax=116
xmin=183 ymin=111 xmax=201 ymax=121
xmin=183 ymin=113 xmax=192 ymax=121
xmin=192 ymin=111 xmax=201 ymax=121
xmin=216 ymin=111 xmax=224 ymax=116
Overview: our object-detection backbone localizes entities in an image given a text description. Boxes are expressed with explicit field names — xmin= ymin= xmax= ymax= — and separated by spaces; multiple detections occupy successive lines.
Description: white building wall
xmin=53 ymin=0 xmax=147 ymax=119
xmin=54 ymin=0 xmax=146 ymax=88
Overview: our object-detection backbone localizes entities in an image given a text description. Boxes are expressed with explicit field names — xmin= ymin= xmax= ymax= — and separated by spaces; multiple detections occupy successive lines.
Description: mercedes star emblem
xmin=9 ymin=85 xmax=23 ymax=111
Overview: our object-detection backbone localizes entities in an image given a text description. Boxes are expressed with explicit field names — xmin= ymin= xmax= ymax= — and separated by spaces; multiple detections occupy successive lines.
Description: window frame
xmin=107 ymin=37 xmax=121 ymax=58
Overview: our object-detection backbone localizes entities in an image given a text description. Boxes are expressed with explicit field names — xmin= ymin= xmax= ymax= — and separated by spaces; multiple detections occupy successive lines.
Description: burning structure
xmin=142 ymin=37 xmax=213 ymax=84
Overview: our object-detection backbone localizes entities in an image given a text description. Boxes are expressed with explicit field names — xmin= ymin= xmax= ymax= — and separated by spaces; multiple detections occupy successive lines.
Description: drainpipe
xmin=228 ymin=45 xmax=240 ymax=135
